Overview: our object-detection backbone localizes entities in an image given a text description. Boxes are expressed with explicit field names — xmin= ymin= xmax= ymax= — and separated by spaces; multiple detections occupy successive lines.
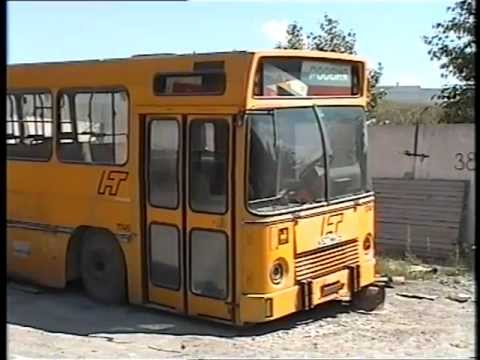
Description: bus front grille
xmin=295 ymin=238 xmax=359 ymax=281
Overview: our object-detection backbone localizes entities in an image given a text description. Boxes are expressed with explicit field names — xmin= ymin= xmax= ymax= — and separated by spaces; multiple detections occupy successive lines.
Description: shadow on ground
xmin=7 ymin=281 xmax=352 ymax=338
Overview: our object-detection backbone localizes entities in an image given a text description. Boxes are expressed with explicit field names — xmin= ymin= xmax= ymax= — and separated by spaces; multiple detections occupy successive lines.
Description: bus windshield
xmin=247 ymin=106 xmax=370 ymax=214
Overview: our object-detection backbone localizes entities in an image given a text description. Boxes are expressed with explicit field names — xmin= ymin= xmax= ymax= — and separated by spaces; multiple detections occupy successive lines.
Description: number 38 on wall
xmin=454 ymin=152 xmax=475 ymax=171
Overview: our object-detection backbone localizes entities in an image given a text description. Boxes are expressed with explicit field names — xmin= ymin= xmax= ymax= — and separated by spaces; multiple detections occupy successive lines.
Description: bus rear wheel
xmin=80 ymin=230 xmax=127 ymax=304
xmin=351 ymin=285 xmax=386 ymax=312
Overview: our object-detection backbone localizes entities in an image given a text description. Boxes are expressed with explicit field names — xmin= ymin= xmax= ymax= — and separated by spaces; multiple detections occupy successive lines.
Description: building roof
xmin=378 ymin=85 xmax=440 ymax=105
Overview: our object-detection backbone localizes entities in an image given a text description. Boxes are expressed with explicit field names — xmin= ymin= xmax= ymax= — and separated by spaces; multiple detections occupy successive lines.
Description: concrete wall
xmin=367 ymin=126 xmax=416 ymax=179
xmin=368 ymin=124 xmax=475 ymax=246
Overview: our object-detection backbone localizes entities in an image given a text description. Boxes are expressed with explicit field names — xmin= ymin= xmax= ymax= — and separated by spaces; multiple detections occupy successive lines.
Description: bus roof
xmin=8 ymin=49 xmax=366 ymax=68
xmin=8 ymin=50 xmax=368 ymax=110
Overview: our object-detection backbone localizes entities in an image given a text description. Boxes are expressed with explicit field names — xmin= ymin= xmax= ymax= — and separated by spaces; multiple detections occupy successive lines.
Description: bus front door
xmin=145 ymin=115 xmax=185 ymax=313
xmin=185 ymin=115 xmax=233 ymax=321
xmin=145 ymin=115 xmax=233 ymax=322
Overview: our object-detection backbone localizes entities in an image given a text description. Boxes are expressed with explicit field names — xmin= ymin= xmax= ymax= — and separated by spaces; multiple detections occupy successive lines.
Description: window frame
xmin=147 ymin=118 xmax=181 ymax=210
xmin=188 ymin=118 xmax=230 ymax=215
xmin=6 ymin=88 xmax=54 ymax=162
xmin=55 ymin=86 xmax=130 ymax=167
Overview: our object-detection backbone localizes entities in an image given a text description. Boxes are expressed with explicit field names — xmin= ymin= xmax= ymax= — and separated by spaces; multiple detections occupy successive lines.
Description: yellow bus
xmin=7 ymin=50 xmax=384 ymax=325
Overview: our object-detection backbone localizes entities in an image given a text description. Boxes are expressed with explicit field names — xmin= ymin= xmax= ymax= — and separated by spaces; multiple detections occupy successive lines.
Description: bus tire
xmin=80 ymin=230 xmax=127 ymax=304
xmin=351 ymin=284 xmax=385 ymax=312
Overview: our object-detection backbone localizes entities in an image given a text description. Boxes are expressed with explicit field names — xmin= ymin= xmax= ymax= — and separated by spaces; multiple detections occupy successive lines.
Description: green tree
xmin=307 ymin=14 xmax=357 ymax=54
xmin=276 ymin=14 xmax=386 ymax=120
xmin=366 ymin=64 xmax=386 ymax=121
xmin=423 ymin=0 xmax=475 ymax=123
xmin=278 ymin=22 xmax=306 ymax=50
xmin=375 ymin=101 xmax=445 ymax=126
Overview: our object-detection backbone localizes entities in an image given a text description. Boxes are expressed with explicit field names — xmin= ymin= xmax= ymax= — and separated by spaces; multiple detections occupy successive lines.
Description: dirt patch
xmin=7 ymin=274 xmax=475 ymax=359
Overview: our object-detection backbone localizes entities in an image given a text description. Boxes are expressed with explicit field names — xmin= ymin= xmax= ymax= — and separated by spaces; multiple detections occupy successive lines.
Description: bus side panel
xmin=6 ymin=161 xmax=143 ymax=303
xmin=7 ymin=162 xmax=70 ymax=288
xmin=7 ymin=228 xmax=69 ymax=288
xmin=357 ymin=199 xmax=376 ymax=287
xmin=46 ymin=164 xmax=141 ymax=303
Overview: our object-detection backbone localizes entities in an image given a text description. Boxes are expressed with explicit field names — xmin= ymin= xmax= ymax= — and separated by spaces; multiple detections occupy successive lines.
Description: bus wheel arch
xmin=66 ymin=226 xmax=128 ymax=304
xmin=66 ymin=226 xmax=91 ymax=283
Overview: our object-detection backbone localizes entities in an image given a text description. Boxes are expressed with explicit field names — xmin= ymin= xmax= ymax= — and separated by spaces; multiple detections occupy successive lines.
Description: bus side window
xmin=6 ymin=94 xmax=19 ymax=144
xmin=57 ymin=90 xmax=129 ymax=165
xmin=149 ymin=120 xmax=179 ymax=209
xmin=6 ymin=92 xmax=52 ymax=161
xmin=189 ymin=119 xmax=228 ymax=214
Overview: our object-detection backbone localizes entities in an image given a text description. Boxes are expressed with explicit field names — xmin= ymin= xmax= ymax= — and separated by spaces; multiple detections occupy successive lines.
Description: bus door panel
xmin=144 ymin=115 xmax=185 ymax=312
xmin=186 ymin=115 xmax=233 ymax=321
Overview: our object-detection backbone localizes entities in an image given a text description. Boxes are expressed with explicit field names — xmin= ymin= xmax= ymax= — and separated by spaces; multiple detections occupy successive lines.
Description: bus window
xmin=248 ymin=114 xmax=277 ymax=200
xmin=247 ymin=107 xmax=326 ymax=213
xmin=6 ymin=94 xmax=19 ymax=144
xmin=59 ymin=94 xmax=73 ymax=135
xmin=190 ymin=230 xmax=228 ymax=299
xmin=316 ymin=106 xmax=369 ymax=199
xmin=154 ymin=72 xmax=226 ymax=95
xmin=149 ymin=120 xmax=179 ymax=209
xmin=57 ymin=90 xmax=128 ymax=165
xmin=6 ymin=92 xmax=52 ymax=161
xmin=189 ymin=119 xmax=228 ymax=214
xmin=150 ymin=224 xmax=180 ymax=290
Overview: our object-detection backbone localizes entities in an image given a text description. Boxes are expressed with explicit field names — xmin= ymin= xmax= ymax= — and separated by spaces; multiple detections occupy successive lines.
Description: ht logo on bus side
xmin=97 ymin=170 xmax=129 ymax=196
xmin=318 ymin=213 xmax=344 ymax=247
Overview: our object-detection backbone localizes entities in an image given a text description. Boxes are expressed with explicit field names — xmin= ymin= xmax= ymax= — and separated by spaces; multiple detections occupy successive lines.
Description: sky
xmin=7 ymin=0 xmax=456 ymax=88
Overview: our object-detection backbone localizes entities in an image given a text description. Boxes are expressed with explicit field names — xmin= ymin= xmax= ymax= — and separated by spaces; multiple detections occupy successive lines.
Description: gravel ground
xmin=7 ymin=274 xmax=475 ymax=359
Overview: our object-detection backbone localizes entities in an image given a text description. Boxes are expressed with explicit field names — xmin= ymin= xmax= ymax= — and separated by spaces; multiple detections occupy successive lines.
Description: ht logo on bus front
xmin=97 ymin=170 xmax=129 ymax=196
xmin=318 ymin=213 xmax=344 ymax=247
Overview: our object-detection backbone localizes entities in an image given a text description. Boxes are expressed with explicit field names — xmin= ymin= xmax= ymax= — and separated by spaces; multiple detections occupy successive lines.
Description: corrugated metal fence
xmin=373 ymin=178 xmax=469 ymax=261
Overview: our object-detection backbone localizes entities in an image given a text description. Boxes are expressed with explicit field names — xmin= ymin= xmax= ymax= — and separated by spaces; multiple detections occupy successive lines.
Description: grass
xmin=375 ymin=253 xmax=473 ymax=280
xmin=376 ymin=256 xmax=433 ymax=280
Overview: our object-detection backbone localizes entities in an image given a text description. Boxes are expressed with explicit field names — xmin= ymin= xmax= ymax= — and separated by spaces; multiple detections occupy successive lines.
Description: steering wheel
xmin=299 ymin=153 xmax=331 ymax=178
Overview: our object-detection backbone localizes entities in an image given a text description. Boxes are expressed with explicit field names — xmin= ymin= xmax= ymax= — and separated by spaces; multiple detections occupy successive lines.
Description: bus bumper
xmin=239 ymin=259 xmax=376 ymax=324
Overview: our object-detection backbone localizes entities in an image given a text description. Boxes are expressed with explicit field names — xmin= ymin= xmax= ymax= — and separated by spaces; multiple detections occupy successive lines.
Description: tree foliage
xmin=276 ymin=14 xmax=386 ymax=119
xmin=375 ymin=101 xmax=445 ymax=126
xmin=423 ymin=0 xmax=475 ymax=123
xmin=281 ymin=22 xmax=306 ymax=50
xmin=307 ymin=15 xmax=357 ymax=54
xmin=366 ymin=64 xmax=386 ymax=120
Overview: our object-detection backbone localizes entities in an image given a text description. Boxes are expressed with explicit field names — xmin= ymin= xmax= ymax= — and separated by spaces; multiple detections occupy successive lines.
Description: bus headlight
xmin=363 ymin=233 xmax=373 ymax=251
xmin=270 ymin=259 xmax=286 ymax=285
